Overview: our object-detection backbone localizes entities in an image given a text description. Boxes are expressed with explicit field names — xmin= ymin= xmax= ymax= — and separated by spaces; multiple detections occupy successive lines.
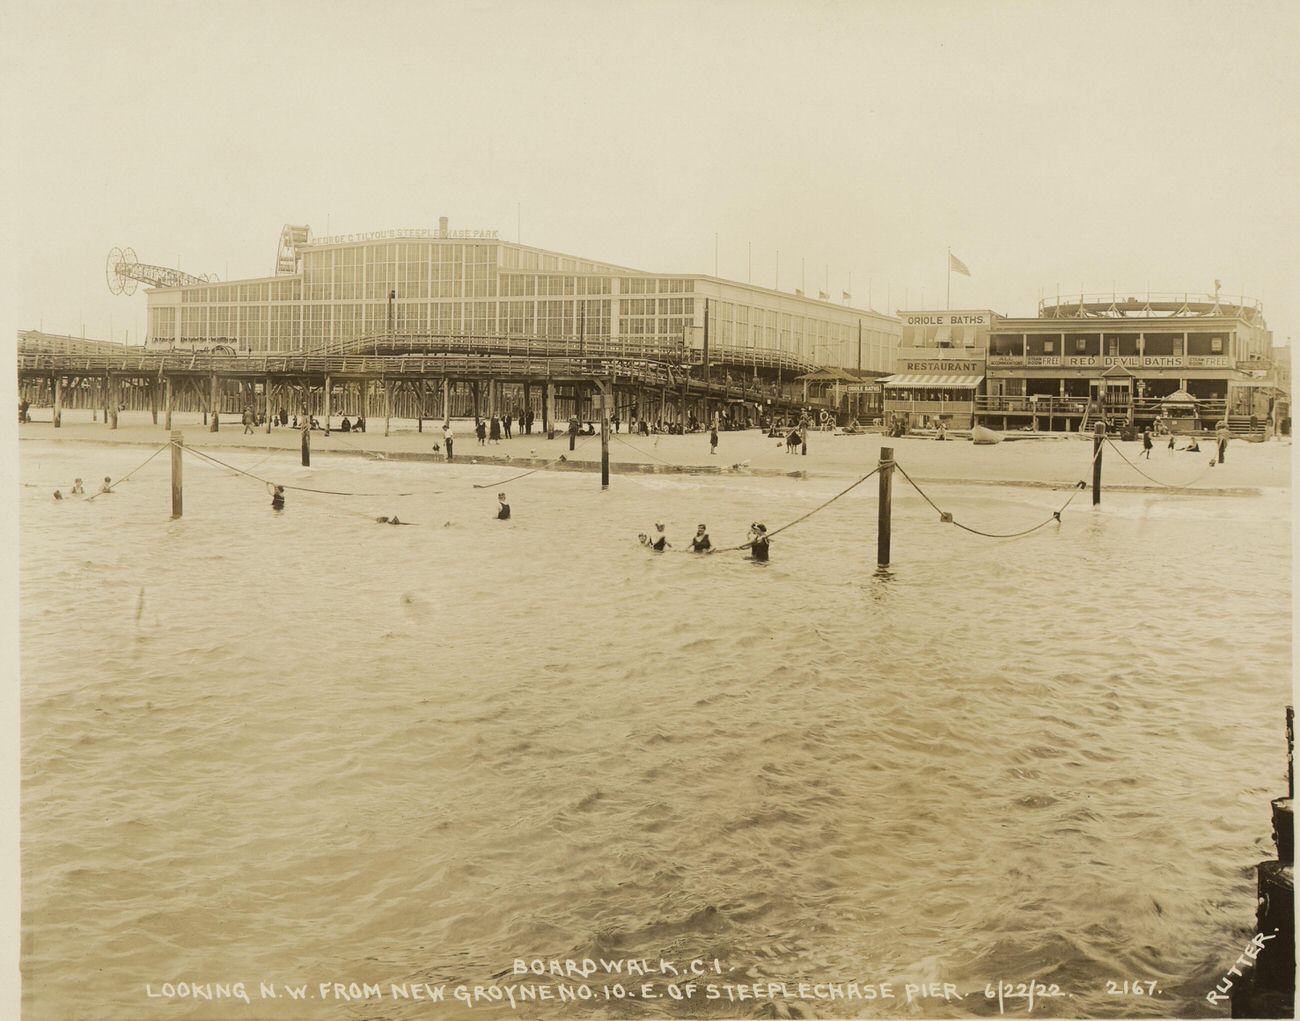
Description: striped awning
xmin=880 ymin=373 xmax=984 ymax=388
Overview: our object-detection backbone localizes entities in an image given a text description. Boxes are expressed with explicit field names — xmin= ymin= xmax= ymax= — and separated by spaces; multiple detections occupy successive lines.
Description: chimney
xmin=438 ymin=216 xmax=448 ymax=238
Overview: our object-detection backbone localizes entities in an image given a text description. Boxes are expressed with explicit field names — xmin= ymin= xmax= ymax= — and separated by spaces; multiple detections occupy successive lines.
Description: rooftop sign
xmin=309 ymin=228 xmax=500 ymax=246
xmin=904 ymin=312 xmax=991 ymax=326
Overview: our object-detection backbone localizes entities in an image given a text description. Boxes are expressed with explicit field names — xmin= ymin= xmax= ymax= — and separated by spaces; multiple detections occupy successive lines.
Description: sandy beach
xmin=18 ymin=408 xmax=1292 ymax=495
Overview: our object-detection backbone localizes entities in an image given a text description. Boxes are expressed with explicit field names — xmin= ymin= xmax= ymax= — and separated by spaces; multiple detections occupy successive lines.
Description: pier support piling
xmin=209 ymin=373 xmax=219 ymax=432
xmin=53 ymin=376 xmax=62 ymax=428
xmin=164 ymin=377 xmax=173 ymax=431
xmin=877 ymin=445 xmax=894 ymax=568
xmin=323 ymin=374 xmax=331 ymax=435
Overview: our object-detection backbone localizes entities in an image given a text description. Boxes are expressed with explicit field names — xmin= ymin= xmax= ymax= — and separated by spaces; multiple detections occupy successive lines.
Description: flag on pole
xmin=818 ymin=290 xmax=829 ymax=300
xmin=949 ymin=252 xmax=971 ymax=277
xmin=795 ymin=288 xmax=804 ymax=297
xmin=842 ymin=290 xmax=851 ymax=301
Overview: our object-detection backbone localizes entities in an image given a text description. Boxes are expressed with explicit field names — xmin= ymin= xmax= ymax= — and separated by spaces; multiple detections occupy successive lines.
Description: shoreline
xmin=16 ymin=411 xmax=1288 ymax=497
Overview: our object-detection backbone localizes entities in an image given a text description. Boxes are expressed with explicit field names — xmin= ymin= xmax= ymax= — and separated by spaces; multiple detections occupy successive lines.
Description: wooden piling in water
xmin=1092 ymin=422 xmax=1104 ymax=505
xmin=170 ymin=430 xmax=183 ymax=519
xmin=301 ymin=423 xmax=311 ymax=467
xmin=108 ymin=374 xmax=118 ymax=429
xmin=265 ymin=376 xmax=273 ymax=433
xmin=52 ymin=375 xmax=62 ymax=428
xmin=149 ymin=378 xmax=158 ymax=425
xmin=443 ymin=377 xmax=451 ymax=427
xmin=877 ymin=445 xmax=894 ymax=568
xmin=384 ymin=379 xmax=392 ymax=437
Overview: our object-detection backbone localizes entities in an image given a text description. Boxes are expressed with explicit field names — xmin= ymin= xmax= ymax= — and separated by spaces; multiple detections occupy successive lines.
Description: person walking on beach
xmin=1141 ymin=427 xmax=1153 ymax=459
xmin=476 ymin=418 xmax=487 ymax=446
xmin=442 ymin=423 xmax=455 ymax=461
xmin=709 ymin=426 xmax=719 ymax=455
xmin=489 ymin=416 xmax=501 ymax=443
xmin=242 ymin=407 xmax=255 ymax=434
xmin=1216 ymin=422 xmax=1230 ymax=464
xmin=504 ymin=413 xmax=512 ymax=439
xmin=496 ymin=492 xmax=511 ymax=520
xmin=690 ymin=524 xmax=712 ymax=552
xmin=525 ymin=409 xmax=534 ymax=435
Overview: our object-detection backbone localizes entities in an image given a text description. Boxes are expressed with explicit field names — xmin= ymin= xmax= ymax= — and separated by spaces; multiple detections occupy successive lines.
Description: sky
xmin=2 ymin=0 xmax=1298 ymax=346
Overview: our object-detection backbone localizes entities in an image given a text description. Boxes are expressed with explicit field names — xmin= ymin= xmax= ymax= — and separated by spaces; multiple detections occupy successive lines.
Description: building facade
xmin=143 ymin=223 xmax=900 ymax=374
xmin=885 ymin=296 xmax=1283 ymax=433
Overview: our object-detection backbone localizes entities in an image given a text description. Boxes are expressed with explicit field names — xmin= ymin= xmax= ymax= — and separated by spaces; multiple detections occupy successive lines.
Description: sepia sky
xmin=2 ymin=0 xmax=1299 ymax=345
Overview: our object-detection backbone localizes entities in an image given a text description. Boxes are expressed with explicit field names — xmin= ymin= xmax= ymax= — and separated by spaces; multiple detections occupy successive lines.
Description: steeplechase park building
xmin=84 ymin=220 xmax=899 ymax=428
xmin=883 ymin=296 xmax=1289 ymax=436
xmin=142 ymin=221 xmax=900 ymax=375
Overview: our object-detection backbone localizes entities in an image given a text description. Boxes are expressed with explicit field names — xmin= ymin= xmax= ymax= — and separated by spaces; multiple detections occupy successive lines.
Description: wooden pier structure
xmin=17 ymin=330 xmax=829 ymax=432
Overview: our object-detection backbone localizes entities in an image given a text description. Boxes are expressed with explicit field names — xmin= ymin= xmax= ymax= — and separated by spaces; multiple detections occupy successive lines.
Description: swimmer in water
xmin=71 ymin=478 xmax=84 ymax=495
xmin=375 ymin=516 xmax=411 ymax=525
xmin=690 ymin=523 xmax=712 ymax=552
xmin=53 ymin=489 xmax=63 ymax=501
xmin=99 ymin=476 xmax=113 ymax=494
xmin=271 ymin=485 xmax=285 ymax=511
xmin=745 ymin=523 xmax=770 ymax=562
xmin=645 ymin=521 xmax=670 ymax=551
xmin=497 ymin=493 xmax=511 ymax=520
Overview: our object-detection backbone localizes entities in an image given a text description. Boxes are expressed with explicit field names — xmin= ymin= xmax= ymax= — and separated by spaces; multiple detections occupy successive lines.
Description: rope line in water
xmin=892 ymin=460 xmax=1087 ymax=539
xmin=612 ymin=432 xmax=681 ymax=468
xmin=181 ymin=443 xmax=420 ymax=497
xmin=1103 ymin=437 xmax=1218 ymax=490
xmin=472 ymin=432 xmax=597 ymax=488
xmin=86 ymin=442 xmax=172 ymax=500
xmin=714 ymin=467 xmax=882 ymax=551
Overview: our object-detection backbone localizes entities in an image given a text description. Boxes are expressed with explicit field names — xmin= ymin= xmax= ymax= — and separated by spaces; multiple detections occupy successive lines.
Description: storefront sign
xmin=1026 ymin=356 xmax=1061 ymax=367
xmin=903 ymin=312 xmax=990 ymax=326
xmin=984 ymin=354 xmax=1231 ymax=370
xmin=837 ymin=382 xmax=883 ymax=394
xmin=899 ymin=361 xmax=977 ymax=371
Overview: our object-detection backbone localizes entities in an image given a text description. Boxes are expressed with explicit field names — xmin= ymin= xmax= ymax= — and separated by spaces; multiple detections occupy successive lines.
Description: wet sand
xmin=19 ymin=409 xmax=1292 ymax=494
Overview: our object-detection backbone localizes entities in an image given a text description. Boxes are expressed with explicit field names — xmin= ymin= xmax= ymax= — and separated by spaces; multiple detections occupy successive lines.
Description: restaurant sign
xmin=898 ymin=357 xmax=985 ymax=372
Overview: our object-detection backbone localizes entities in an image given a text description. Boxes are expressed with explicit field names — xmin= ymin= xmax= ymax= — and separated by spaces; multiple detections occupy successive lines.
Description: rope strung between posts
xmin=86 ymin=441 xmax=172 ymax=501
xmin=1104 ymin=436 xmax=1219 ymax=490
xmin=181 ymin=443 xmax=421 ymax=497
xmin=892 ymin=460 xmax=1089 ymax=539
xmin=612 ymin=432 xmax=681 ymax=467
xmin=473 ymin=431 xmax=597 ymax=488
xmin=715 ymin=467 xmax=881 ymax=551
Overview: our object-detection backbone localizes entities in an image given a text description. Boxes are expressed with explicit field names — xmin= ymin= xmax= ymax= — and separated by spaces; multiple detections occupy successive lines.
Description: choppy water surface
xmin=19 ymin=440 xmax=1292 ymax=1020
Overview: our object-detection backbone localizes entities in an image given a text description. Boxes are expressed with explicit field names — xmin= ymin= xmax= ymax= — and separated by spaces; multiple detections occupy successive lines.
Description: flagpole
xmin=946 ymin=246 xmax=951 ymax=311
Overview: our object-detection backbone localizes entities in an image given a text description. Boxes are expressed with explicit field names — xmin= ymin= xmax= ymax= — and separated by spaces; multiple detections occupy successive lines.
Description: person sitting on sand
xmin=690 ymin=524 xmax=712 ymax=552
xmin=745 ymin=523 xmax=770 ymax=562
xmin=1183 ymin=438 xmax=1201 ymax=452
xmin=355 ymin=416 xmax=365 ymax=433
xmin=340 ymin=417 xmax=351 ymax=432
xmin=786 ymin=428 xmax=801 ymax=453
xmin=99 ymin=477 xmax=113 ymax=495
xmin=496 ymin=493 xmax=511 ymax=520
xmin=71 ymin=478 xmax=84 ymax=495
xmin=375 ymin=516 xmax=410 ymax=525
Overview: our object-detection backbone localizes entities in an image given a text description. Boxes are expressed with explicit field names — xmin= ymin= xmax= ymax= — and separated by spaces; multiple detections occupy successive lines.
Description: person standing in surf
xmin=745 ymin=523 xmax=770 ymax=562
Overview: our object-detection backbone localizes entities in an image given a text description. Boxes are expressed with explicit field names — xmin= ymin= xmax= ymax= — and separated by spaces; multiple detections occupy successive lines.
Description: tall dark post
xmin=600 ymin=379 xmax=611 ymax=489
xmin=209 ymin=372 xmax=219 ymax=432
xmin=857 ymin=319 xmax=863 ymax=372
xmin=702 ymin=297 xmax=710 ymax=427
xmin=1092 ymin=421 xmax=1104 ymax=505
xmin=301 ymin=417 xmax=311 ymax=467
xmin=877 ymin=445 xmax=894 ymax=567
xmin=170 ymin=430 xmax=183 ymax=519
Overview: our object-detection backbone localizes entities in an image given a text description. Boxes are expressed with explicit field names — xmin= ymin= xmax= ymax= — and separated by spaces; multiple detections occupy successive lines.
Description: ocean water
xmin=18 ymin=439 xmax=1292 ymax=1020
